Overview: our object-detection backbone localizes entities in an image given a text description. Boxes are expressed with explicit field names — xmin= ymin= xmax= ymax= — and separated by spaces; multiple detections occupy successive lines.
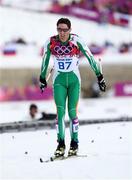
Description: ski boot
xmin=54 ymin=139 xmax=65 ymax=157
xmin=68 ymin=140 xmax=78 ymax=156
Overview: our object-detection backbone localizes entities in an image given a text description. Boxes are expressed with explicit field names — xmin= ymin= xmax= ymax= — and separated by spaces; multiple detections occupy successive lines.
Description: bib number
xmin=58 ymin=61 xmax=71 ymax=70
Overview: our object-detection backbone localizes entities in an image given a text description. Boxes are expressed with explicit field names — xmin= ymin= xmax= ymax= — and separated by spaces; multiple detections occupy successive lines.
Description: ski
xmin=40 ymin=155 xmax=64 ymax=163
xmin=40 ymin=154 xmax=87 ymax=163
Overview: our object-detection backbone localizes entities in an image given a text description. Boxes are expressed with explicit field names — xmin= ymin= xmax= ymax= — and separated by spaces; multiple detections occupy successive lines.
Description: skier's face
xmin=57 ymin=23 xmax=71 ymax=42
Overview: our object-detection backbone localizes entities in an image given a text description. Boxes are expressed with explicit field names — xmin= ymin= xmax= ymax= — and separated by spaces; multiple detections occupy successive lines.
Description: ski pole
xmin=41 ymin=67 xmax=54 ymax=93
xmin=46 ymin=67 xmax=54 ymax=82
xmin=98 ymin=58 xmax=102 ymax=74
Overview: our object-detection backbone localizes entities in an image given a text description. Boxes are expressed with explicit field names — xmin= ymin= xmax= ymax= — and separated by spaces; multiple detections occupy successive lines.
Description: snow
xmin=0 ymin=6 xmax=132 ymax=179
xmin=0 ymin=122 xmax=132 ymax=179
xmin=0 ymin=97 xmax=132 ymax=179
xmin=0 ymin=7 xmax=132 ymax=45
xmin=0 ymin=97 xmax=132 ymax=123
xmin=0 ymin=52 xmax=132 ymax=69
xmin=0 ymin=6 xmax=132 ymax=69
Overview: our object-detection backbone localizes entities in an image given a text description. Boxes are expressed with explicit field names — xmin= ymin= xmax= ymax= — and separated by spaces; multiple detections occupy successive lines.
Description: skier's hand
xmin=39 ymin=76 xmax=47 ymax=93
xmin=97 ymin=74 xmax=106 ymax=92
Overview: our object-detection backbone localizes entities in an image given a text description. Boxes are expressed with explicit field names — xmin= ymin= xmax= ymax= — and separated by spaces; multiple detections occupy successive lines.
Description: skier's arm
xmin=40 ymin=43 xmax=51 ymax=79
xmin=77 ymin=39 xmax=106 ymax=91
xmin=77 ymin=41 xmax=101 ymax=76
xmin=39 ymin=40 xmax=51 ymax=92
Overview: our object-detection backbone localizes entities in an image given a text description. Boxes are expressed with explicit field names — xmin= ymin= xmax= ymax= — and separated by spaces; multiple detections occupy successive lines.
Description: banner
xmin=115 ymin=82 xmax=132 ymax=96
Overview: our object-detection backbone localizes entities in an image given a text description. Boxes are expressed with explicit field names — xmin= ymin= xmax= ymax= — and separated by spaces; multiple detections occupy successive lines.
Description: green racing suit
xmin=40 ymin=34 xmax=101 ymax=143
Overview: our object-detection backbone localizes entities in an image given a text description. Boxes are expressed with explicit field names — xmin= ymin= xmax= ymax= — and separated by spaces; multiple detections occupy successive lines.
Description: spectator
xmin=23 ymin=103 xmax=56 ymax=121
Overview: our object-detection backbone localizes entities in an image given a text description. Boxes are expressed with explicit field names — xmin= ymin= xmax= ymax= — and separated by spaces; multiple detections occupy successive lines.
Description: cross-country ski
xmin=40 ymin=154 xmax=88 ymax=163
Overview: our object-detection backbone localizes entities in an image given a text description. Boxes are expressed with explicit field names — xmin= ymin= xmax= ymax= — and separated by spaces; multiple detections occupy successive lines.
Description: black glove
xmin=97 ymin=74 xmax=106 ymax=92
xmin=39 ymin=76 xmax=47 ymax=93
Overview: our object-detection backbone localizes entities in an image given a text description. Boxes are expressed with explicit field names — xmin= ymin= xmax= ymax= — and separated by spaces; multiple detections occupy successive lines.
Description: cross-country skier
xmin=39 ymin=18 xmax=106 ymax=157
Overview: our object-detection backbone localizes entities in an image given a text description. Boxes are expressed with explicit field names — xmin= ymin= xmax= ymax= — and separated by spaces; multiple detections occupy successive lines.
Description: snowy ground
xmin=0 ymin=97 xmax=132 ymax=123
xmin=0 ymin=122 xmax=132 ymax=180
xmin=0 ymin=6 xmax=132 ymax=180
xmin=0 ymin=97 xmax=132 ymax=179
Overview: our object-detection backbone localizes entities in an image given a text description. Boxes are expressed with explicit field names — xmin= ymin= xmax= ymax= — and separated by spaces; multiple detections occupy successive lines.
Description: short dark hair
xmin=29 ymin=104 xmax=38 ymax=110
xmin=57 ymin=18 xmax=71 ymax=29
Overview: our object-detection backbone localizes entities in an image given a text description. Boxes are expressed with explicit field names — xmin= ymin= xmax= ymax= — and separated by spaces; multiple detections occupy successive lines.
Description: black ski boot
xmin=68 ymin=140 xmax=78 ymax=156
xmin=54 ymin=139 xmax=65 ymax=157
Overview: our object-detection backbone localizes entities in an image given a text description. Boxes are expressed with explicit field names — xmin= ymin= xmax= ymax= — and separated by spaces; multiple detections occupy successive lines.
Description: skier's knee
xmin=57 ymin=106 xmax=65 ymax=113
xmin=68 ymin=108 xmax=76 ymax=120
xmin=56 ymin=106 xmax=65 ymax=119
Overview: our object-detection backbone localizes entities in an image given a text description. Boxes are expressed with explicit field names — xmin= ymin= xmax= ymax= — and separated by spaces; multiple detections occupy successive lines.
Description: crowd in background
xmin=0 ymin=76 xmax=53 ymax=101
xmin=0 ymin=0 xmax=132 ymax=27
xmin=1 ymin=37 xmax=132 ymax=57
xmin=72 ymin=0 xmax=132 ymax=15
xmin=0 ymin=0 xmax=132 ymax=102
xmin=49 ymin=0 xmax=132 ymax=27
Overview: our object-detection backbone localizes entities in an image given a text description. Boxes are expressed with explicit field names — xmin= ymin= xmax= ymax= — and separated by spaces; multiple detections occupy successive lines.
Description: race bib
xmin=54 ymin=57 xmax=79 ymax=72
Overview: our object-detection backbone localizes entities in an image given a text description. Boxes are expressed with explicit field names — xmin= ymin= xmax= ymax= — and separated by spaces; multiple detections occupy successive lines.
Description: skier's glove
xmin=39 ymin=76 xmax=47 ymax=93
xmin=97 ymin=74 xmax=106 ymax=92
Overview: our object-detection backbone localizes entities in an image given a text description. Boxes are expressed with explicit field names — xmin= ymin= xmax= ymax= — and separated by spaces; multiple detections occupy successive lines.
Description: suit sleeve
xmin=77 ymin=37 xmax=101 ymax=76
xmin=40 ymin=39 xmax=51 ymax=79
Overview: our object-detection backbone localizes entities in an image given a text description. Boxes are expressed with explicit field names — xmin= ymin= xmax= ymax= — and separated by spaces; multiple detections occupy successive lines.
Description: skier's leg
xmin=68 ymin=73 xmax=80 ymax=143
xmin=53 ymin=82 xmax=67 ymax=143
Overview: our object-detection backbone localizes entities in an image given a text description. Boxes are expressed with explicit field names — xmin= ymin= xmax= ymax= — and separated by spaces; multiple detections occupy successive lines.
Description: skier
xmin=39 ymin=18 xmax=106 ymax=157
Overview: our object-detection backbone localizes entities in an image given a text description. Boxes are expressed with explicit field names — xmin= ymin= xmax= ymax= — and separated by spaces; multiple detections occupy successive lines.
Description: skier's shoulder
xmin=70 ymin=33 xmax=79 ymax=41
xmin=50 ymin=35 xmax=58 ymax=42
xmin=42 ymin=35 xmax=57 ymax=51
xmin=70 ymin=34 xmax=84 ymax=44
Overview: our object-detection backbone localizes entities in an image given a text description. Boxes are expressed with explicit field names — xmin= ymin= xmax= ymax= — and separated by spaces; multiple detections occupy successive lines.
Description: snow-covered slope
xmin=0 ymin=6 xmax=132 ymax=45
xmin=0 ymin=7 xmax=132 ymax=69
xmin=0 ymin=97 xmax=132 ymax=123
xmin=0 ymin=7 xmax=132 ymax=179
xmin=0 ymin=122 xmax=132 ymax=179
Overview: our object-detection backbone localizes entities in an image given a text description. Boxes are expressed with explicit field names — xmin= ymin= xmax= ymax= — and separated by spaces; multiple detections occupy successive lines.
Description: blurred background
xmin=0 ymin=0 xmax=132 ymax=121
xmin=0 ymin=1 xmax=132 ymax=179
